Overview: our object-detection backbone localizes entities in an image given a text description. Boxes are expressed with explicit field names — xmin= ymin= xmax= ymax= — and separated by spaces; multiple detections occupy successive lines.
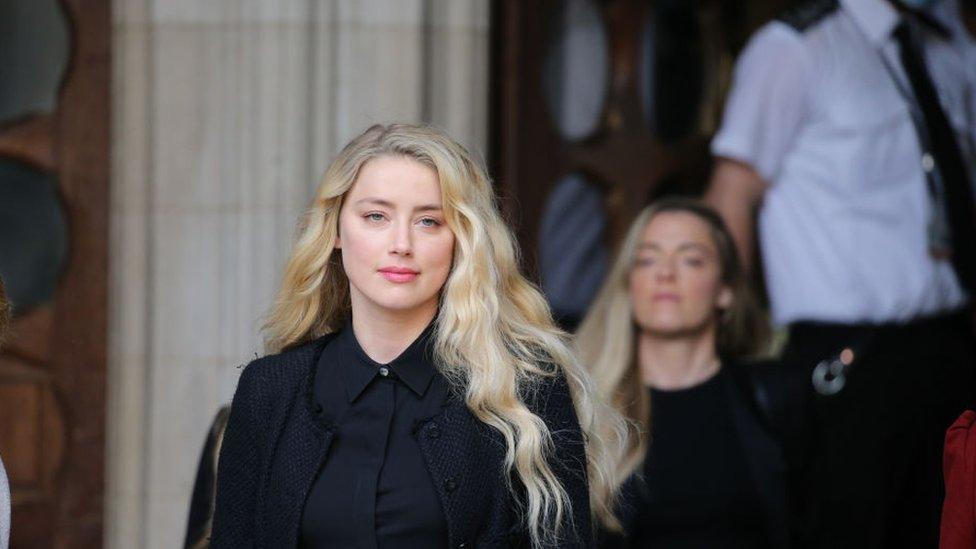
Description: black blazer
xmin=724 ymin=361 xmax=793 ymax=549
xmin=606 ymin=361 xmax=792 ymax=549
xmin=211 ymin=334 xmax=593 ymax=548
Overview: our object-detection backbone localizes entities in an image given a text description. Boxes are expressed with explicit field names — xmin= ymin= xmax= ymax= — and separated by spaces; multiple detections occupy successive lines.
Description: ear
xmin=717 ymin=287 xmax=734 ymax=310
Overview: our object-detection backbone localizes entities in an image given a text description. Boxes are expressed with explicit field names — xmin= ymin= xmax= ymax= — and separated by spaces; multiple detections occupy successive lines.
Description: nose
xmin=654 ymin=259 xmax=676 ymax=281
xmin=389 ymin=219 xmax=413 ymax=256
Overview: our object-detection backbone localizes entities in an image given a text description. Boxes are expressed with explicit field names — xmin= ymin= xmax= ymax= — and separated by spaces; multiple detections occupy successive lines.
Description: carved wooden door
xmin=0 ymin=0 xmax=110 ymax=547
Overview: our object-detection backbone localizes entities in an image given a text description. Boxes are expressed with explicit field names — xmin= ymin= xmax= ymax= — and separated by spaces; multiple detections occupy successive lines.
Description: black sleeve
xmin=746 ymin=359 xmax=812 ymax=464
xmin=596 ymin=471 xmax=645 ymax=549
xmin=532 ymin=370 xmax=595 ymax=548
xmin=740 ymin=358 xmax=812 ymax=545
xmin=210 ymin=363 xmax=269 ymax=548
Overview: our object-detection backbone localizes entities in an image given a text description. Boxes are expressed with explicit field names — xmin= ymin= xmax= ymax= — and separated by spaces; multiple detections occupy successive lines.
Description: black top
xmin=211 ymin=332 xmax=593 ymax=548
xmin=630 ymin=368 xmax=770 ymax=549
xmin=300 ymin=323 xmax=449 ymax=549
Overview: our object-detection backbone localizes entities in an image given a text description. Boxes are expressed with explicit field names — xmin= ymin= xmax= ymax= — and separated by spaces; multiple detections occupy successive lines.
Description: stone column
xmin=107 ymin=1 xmax=488 ymax=547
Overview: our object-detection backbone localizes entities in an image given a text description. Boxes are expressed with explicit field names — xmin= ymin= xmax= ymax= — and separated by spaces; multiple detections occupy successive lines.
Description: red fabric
xmin=941 ymin=410 xmax=976 ymax=549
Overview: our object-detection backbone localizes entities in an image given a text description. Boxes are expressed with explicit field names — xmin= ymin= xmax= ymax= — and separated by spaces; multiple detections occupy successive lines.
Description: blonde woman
xmin=578 ymin=198 xmax=791 ymax=548
xmin=212 ymin=124 xmax=626 ymax=548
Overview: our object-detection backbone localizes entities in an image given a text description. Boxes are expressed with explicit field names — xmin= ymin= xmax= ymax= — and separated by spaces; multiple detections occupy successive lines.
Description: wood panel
xmin=0 ymin=0 xmax=110 ymax=547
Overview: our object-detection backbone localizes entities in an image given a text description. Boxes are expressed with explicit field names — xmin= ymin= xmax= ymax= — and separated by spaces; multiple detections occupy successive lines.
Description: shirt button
xmin=922 ymin=152 xmax=935 ymax=173
xmin=426 ymin=423 xmax=441 ymax=439
xmin=379 ymin=367 xmax=390 ymax=377
xmin=445 ymin=479 xmax=457 ymax=492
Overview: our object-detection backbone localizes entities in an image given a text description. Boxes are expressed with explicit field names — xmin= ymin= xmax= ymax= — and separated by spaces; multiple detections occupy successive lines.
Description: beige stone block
xmin=152 ymin=0 xmax=315 ymax=25
xmin=336 ymin=0 xmax=423 ymax=26
xmin=109 ymin=210 xmax=150 ymax=357
xmin=149 ymin=212 xmax=222 ymax=351
xmin=103 ymin=350 xmax=149 ymax=549
xmin=152 ymin=23 xmax=317 ymax=212
xmin=426 ymin=25 xmax=489 ymax=153
xmin=112 ymin=26 xmax=151 ymax=212
xmin=151 ymin=28 xmax=226 ymax=211
xmin=143 ymin=355 xmax=224 ymax=548
xmin=334 ymin=24 xmax=425 ymax=143
xmin=107 ymin=17 xmax=153 ymax=549
xmin=428 ymin=0 xmax=489 ymax=30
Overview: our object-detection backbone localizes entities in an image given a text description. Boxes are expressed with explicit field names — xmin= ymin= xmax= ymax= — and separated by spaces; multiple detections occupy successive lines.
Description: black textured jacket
xmin=211 ymin=334 xmax=593 ymax=548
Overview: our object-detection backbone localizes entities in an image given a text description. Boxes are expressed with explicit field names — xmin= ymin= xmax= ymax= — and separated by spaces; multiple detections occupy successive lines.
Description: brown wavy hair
xmin=576 ymin=196 xmax=770 ymax=483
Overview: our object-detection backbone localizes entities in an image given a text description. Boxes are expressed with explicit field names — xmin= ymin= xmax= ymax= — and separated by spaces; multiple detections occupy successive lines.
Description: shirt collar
xmin=909 ymin=4 xmax=952 ymax=39
xmin=842 ymin=0 xmax=951 ymax=44
xmin=842 ymin=0 xmax=902 ymax=44
xmin=338 ymin=321 xmax=438 ymax=401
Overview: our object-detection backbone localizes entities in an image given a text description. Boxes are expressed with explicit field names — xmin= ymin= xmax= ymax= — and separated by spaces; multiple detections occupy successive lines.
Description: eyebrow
xmin=637 ymin=242 xmax=712 ymax=253
xmin=354 ymin=198 xmax=443 ymax=212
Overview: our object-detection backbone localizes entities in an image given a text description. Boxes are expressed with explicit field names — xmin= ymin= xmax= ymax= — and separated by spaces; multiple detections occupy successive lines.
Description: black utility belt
xmin=790 ymin=310 xmax=971 ymax=396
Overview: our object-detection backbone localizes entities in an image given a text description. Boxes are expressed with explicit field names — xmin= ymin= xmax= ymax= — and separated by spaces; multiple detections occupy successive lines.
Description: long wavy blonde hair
xmin=576 ymin=197 xmax=769 ymax=483
xmin=263 ymin=123 xmax=627 ymax=545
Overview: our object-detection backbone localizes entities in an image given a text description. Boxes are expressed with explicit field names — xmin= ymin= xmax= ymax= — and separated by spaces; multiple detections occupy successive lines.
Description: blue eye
xmin=418 ymin=217 xmax=440 ymax=227
xmin=365 ymin=213 xmax=385 ymax=222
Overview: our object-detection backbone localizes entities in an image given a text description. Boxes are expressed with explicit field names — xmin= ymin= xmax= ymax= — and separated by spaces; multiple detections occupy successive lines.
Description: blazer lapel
xmin=723 ymin=368 xmax=791 ymax=548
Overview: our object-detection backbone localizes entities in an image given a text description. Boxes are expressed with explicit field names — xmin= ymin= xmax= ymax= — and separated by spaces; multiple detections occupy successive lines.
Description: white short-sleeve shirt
xmin=712 ymin=0 xmax=976 ymax=325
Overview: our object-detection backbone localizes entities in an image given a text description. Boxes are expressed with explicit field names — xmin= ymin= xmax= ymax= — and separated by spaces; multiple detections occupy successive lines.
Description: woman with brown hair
xmin=577 ymin=197 xmax=791 ymax=548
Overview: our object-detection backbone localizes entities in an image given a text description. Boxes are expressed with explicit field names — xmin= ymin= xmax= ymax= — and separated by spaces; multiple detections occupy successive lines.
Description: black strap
xmin=893 ymin=22 xmax=976 ymax=294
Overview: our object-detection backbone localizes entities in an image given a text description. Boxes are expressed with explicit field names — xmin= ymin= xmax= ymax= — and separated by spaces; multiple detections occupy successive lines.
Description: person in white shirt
xmin=706 ymin=0 xmax=976 ymax=546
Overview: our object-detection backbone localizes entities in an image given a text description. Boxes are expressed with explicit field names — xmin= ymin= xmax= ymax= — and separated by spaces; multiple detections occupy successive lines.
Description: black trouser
xmin=782 ymin=311 xmax=976 ymax=549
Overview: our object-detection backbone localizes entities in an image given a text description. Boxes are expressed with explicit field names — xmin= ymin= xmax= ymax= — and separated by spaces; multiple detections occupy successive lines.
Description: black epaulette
xmin=776 ymin=0 xmax=840 ymax=32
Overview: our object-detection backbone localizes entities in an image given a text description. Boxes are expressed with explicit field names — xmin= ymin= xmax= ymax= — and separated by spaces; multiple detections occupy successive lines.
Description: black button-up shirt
xmin=299 ymin=322 xmax=450 ymax=549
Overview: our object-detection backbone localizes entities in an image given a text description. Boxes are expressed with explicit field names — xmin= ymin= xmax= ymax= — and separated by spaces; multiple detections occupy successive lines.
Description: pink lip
xmin=651 ymin=293 xmax=680 ymax=302
xmin=379 ymin=267 xmax=419 ymax=283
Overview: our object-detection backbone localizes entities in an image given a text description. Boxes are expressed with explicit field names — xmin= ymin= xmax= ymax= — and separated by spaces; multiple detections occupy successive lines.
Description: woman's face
xmin=337 ymin=155 xmax=455 ymax=321
xmin=628 ymin=211 xmax=732 ymax=337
